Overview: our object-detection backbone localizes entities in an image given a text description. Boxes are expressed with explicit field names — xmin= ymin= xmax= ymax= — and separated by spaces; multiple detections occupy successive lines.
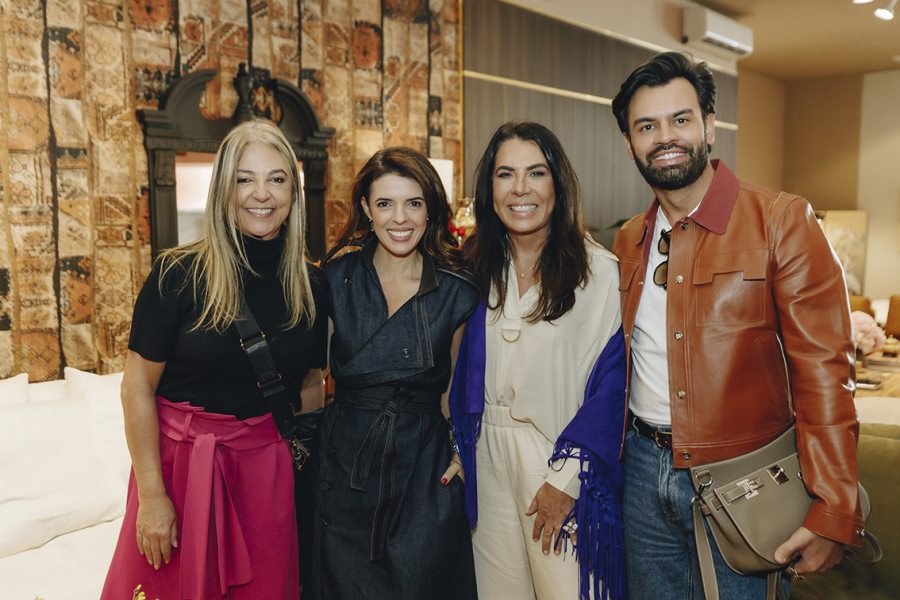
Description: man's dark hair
xmin=611 ymin=52 xmax=717 ymax=134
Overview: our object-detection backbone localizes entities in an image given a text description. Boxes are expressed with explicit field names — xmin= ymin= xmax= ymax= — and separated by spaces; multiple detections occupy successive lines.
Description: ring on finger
xmin=562 ymin=521 xmax=578 ymax=535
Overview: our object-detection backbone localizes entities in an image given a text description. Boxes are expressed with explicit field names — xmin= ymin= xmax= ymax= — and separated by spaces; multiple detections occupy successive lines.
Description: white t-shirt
xmin=630 ymin=206 xmax=674 ymax=425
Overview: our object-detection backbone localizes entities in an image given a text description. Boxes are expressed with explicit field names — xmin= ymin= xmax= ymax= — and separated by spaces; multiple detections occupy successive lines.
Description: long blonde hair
xmin=158 ymin=118 xmax=316 ymax=331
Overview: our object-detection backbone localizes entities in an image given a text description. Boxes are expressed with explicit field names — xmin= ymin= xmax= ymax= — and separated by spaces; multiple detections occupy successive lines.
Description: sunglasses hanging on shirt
xmin=653 ymin=228 xmax=671 ymax=290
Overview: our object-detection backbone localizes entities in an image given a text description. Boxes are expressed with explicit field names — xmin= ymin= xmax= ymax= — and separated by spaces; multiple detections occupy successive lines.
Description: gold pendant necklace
xmin=516 ymin=260 xmax=536 ymax=279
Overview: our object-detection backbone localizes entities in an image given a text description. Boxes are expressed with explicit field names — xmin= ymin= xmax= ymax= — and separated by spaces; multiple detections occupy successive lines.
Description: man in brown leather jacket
xmin=610 ymin=52 xmax=864 ymax=599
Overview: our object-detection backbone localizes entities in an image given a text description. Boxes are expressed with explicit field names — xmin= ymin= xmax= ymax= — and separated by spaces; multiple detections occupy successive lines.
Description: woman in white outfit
xmin=449 ymin=121 xmax=627 ymax=600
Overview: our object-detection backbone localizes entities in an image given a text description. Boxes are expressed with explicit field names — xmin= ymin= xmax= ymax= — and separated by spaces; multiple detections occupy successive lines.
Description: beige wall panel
xmin=784 ymin=75 xmax=862 ymax=210
xmin=736 ymin=67 xmax=785 ymax=193
xmin=858 ymin=70 xmax=900 ymax=300
xmin=464 ymin=0 xmax=738 ymax=247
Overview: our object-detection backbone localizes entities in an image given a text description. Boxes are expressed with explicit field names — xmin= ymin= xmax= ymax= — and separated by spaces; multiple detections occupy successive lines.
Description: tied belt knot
xmin=337 ymin=386 xmax=439 ymax=561
xmin=156 ymin=397 xmax=283 ymax=599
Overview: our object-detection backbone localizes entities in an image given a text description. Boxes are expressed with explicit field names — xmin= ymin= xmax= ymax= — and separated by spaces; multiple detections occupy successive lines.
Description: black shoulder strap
xmin=234 ymin=297 xmax=298 ymax=439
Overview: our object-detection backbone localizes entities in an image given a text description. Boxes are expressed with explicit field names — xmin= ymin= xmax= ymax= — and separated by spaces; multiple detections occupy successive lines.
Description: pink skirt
xmin=101 ymin=397 xmax=299 ymax=600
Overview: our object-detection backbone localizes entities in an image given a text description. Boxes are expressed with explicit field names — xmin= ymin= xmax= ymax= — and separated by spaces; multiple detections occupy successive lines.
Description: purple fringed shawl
xmin=448 ymin=302 xmax=627 ymax=600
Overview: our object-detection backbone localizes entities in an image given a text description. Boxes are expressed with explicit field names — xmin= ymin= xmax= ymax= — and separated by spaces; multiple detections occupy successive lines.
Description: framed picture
xmin=816 ymin=210 xmax=868 ymax=295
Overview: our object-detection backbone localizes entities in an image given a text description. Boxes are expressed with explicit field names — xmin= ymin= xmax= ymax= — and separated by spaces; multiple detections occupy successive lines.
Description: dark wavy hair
xmin=328 ymin=146 xmax=462 ymax=269
xmin=465 ymin=121 xmax=589 ymax=323
xmin=612 ymin=51 xmax=717 ymax=146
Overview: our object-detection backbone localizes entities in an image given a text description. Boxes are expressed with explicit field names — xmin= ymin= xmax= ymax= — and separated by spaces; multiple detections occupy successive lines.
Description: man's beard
xmin=634 ymin=141 xmax=709 ymax=191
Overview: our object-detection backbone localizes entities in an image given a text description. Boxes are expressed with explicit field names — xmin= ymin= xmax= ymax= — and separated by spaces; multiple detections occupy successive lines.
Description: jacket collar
xmin=360 ymin=236 xmax=438 ymax=297
xmin=635 ymin=159 xmax=740 ymax=246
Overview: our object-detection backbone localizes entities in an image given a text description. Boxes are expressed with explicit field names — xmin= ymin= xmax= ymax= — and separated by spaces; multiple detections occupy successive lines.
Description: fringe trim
xmin=551 ymin=443 xmax=626 ymax=600
xmin=452 ymin=413 xmax=482 ymax=528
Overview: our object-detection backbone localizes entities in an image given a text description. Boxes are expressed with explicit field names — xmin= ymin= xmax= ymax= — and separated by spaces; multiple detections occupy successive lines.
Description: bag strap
xmin=234 ymin=297 xmax=300 ymax=443
xmin=691 ymin=490 xmax=721 ymax=600
xmin=848 ymin=530 xmax=883 ymax=564
xmin=767 ymin=572 xmax=787 ymax=600
xmin=692 ymin=489 xmax=787 ymax=600
xmin=850 ymin=484 xmax=884 ymax=565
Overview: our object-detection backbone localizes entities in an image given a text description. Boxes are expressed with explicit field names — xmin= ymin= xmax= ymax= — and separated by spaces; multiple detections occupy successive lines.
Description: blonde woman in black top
xmin=102 ymin=119 xmax=326 ymax=600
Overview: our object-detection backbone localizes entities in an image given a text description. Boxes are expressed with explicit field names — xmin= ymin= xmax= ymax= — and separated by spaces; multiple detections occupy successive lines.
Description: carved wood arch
xmin=139 ymin=66 xmax=335 ymax=258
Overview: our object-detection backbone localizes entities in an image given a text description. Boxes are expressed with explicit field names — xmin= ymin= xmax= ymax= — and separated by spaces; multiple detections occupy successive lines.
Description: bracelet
xmin=447 ymin=417 xmax=460 ymax=455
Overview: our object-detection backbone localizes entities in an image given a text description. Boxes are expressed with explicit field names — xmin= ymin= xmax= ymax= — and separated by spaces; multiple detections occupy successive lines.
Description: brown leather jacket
xmin=612 ymin=161 xmax=864 ymax=546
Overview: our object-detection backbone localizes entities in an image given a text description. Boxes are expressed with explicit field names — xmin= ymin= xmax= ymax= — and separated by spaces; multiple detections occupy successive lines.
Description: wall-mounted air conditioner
xmin=682 ymin=6 xmax=754 ymax=57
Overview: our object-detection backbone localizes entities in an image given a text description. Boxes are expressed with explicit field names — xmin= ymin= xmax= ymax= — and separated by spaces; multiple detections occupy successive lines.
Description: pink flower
xmin=851 ymin=311 xmax=886 ymax=355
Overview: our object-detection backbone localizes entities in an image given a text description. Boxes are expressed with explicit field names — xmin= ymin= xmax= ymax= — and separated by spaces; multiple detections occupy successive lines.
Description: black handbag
xmin=234 ymin=296 xmax=322 ymax=471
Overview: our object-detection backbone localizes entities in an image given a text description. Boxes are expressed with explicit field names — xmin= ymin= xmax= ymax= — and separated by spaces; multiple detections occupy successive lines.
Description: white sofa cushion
xmin=64 ymin=368 xmax=132 ymax=484
xmin=64 ymin=366 xmax=123 ymax=399
xmin=0 ymin=516 xmax=123 ymax=600
xmin=83 ymin=387 xmax=132 ymax=486
xmin=0 ymin=373 xmax=29 ymax=407
xmin=0 ymin=397 xmax=126 ymax=558
xmin=27 ymin=378 xmax=67 ymax=403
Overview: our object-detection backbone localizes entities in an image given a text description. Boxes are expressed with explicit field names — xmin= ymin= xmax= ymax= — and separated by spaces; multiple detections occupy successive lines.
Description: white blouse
xmin=484 ymin=240 xmax=622 ymax=497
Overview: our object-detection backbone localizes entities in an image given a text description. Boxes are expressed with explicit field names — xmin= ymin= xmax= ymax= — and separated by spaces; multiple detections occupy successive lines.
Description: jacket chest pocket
xmin=692 ymin=249 xmax=768 ymax=325
xmin=618 ymin=259 xmax=641 ymax=293
xmin=618 ymin=258 xmax=642 ymax=335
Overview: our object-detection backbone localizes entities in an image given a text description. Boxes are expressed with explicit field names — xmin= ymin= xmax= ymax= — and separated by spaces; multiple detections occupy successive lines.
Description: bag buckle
xmin=692 ymin=470 xmax=712 ymax=507
xmin=733 ymin=477 xmax=762 ymax=500
xmin=239 ymin=331 xmax=266 ymax=351
xmin=287 ymin=437 xmax=311 ymax=472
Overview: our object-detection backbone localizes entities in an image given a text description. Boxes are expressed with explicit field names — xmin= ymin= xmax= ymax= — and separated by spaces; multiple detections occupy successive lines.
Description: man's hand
xmin=525 ymin=482 xmax=576 ymax=556
xmin=774 ymin=526 xmax=843 ymax=574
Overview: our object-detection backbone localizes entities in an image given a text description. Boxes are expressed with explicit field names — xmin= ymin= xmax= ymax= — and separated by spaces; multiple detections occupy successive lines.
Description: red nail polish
xmin=441 ymin=477 xmax=448 ymax=485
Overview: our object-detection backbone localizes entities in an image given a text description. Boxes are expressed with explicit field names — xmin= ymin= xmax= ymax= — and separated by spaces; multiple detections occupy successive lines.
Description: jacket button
xmin=675 ymin=275 xmax=684 ymax=284
xmin=682 ymin=451 xmax=691 ymax=460
xmin=674 ymin=331 xmax=683 ymax=340
xmin=624 ymin=333 xmax=630 ymax=339
xmin=401 ymin=348 xmax=411 ymax=358
xmin=676 ymin=390 xmax=686 ymax=399
xmin=638 ymin=280 xmax=644 ymax=286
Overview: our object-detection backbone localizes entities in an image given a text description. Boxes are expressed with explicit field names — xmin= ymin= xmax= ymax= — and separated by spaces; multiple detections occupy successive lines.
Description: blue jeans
xmin=623 ymin=423 xmax=789 ymax=600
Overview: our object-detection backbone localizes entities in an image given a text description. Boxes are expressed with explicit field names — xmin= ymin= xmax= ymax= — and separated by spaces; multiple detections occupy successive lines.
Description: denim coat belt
xmin=335 ymin=385 xmax=441 ymax=560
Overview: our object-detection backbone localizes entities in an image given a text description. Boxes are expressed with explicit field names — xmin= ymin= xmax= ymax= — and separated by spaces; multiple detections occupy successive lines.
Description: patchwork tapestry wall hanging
xmin=0 ymin=0 xmax=463 ymax=380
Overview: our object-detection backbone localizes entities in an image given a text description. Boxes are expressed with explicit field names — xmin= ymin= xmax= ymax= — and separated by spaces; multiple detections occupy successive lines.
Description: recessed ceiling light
xmin=853 ymin=0 xmax=874 ymax=4
xmin=874 ymin=0 xmax=897 ymax=20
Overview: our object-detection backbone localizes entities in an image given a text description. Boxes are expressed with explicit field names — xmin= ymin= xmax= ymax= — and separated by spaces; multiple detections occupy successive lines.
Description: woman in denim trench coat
xmin=309 ymin=147 xmax=479 ymax=600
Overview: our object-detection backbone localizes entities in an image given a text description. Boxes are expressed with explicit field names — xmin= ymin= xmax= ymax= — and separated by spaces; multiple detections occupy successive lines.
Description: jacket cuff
xmin=546 ymin=455 xmax=582 ymax=499
xmin=803 ymin=500 xmax=866 ymax=547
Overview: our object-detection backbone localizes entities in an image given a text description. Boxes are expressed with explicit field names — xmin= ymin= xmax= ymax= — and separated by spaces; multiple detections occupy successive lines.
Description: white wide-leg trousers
xmin=471 ymin=404 xmax=581 ymax=600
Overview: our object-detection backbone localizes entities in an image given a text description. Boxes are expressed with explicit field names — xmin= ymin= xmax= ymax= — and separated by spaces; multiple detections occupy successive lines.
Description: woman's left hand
xmin=525 ymin=482 xmax=576 ymax=555
xmin=440 ymin=453 xmax=464 ymax=485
